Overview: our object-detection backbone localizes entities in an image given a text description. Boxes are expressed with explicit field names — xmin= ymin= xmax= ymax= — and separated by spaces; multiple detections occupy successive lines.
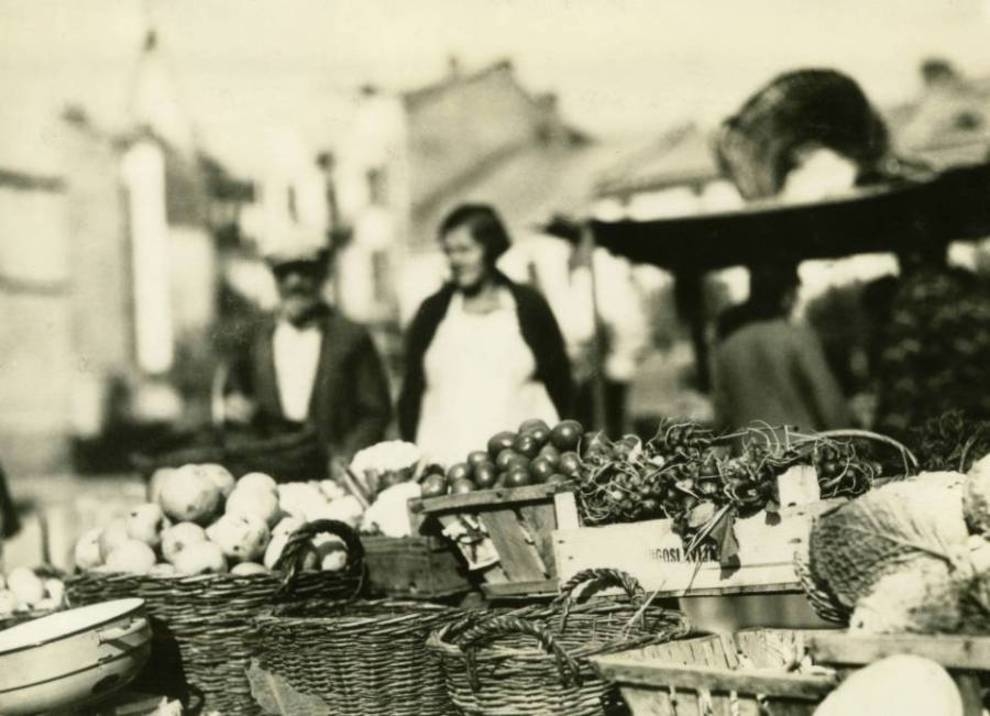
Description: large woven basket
xmin=254 ymin=598 xmax=462 ymax=716
xmin=65 ymin=519 xmax=364 ymax=715
xmin=427 ymin=568 xmax=692 ymax=716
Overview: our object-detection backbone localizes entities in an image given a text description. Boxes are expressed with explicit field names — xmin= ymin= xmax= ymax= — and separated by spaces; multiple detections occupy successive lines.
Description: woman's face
xmin=442 ymin=227 xmax=490 ymax=291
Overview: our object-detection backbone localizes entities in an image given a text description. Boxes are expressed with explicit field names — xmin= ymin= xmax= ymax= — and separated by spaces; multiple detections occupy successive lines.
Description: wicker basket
xmin=254 ymin=598 xmax=462 ymax=716
xmin=715 ymin=69 xmax=890 ymax=201
xmin=794 ymin=552 xmax=851 ymax=626
xmin=65 ymin=519 xmax=365 ymax=715
xmin=427 ymin=568 xmax=691 ymax=716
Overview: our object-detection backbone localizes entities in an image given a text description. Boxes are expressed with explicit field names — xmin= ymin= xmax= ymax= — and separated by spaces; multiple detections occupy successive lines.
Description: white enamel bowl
xmin=0 ymin=598 xmax=151 ymax=715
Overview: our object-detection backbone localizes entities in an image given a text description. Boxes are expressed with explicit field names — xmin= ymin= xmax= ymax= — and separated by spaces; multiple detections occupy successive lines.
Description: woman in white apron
xmin=398 ymin=204 xmax=574 ymax=466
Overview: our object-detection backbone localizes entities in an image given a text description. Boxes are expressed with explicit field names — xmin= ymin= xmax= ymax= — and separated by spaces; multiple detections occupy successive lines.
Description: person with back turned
xmin=713 ymin=262 xmax=852 ymax=432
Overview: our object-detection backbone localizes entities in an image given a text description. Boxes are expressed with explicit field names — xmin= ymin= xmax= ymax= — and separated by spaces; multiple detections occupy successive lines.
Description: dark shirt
xmin=225 ymin=305 xmax=392 ymax=461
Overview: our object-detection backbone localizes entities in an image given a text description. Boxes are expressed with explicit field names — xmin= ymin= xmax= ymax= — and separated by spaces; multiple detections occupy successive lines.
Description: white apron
xmin=416 ymin=291 xmax=558 ymax=466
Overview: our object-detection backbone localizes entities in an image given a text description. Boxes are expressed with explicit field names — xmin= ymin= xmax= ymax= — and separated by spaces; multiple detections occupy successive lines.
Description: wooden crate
xmin=554 ymin=499 xmax=843 ymax=599
xmin=361 ymin=535 xmax=472 ymax=599
xmin=808 ymin=632 xmax=990 ymax=716
xmin=410 ymin=483 xmax=579 ymax=599
xmin=592 ymin=629 xmax=838 ymax=716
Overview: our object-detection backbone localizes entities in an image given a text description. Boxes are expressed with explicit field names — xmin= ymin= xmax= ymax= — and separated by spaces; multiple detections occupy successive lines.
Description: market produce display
xmin=804 ymin=456 xmax=990 ymax=634
xmin=419 ymin=419 xmax=584 ymax=498
xmin=75 ymin=464 xmax=362 ymax=577
xmin=571 ymin=419 xmax=912 ymax=556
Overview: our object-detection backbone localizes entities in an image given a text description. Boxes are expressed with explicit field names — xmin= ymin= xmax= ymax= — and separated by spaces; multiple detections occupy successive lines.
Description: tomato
xmin=513 ymin=433 xmax=540 ymax=459
xmin=537 ymin=443 xmax=560 ymax=467
xmin=525 ymin=426 xmax=551 ymax=447
xmin=421 ymin=474 xmax=447 ymax=498
xmin=466 ymin=450 xmax=491 ymax=470
xmin=528 ymin=457 xmax=555 ymax=484
xmin=487 ymin=431 xmax=517 ymax=460
xmin=449 ymin=477 xmax=476 ymax=495
xmin=550 ymin=420 xmax=583 ymax=451
xmin=496 ymin=449 xmax=527 ymax=471
xmin=519 ymin=418 xmax=550 ymax=434
xmin=495 ymin=472 xmax=508 ymax=487
xmin=504 ymin=468 xmax=531 ymax=488
xmin=473 ymin=462 xmax=498 ymax=489
xmin=446 ymin=462 xmax=472 ymax=482
xmin=422 ymin=463 xmax=446 ymax=477
xmin=558 ymin=452 xmax=582 ymax=477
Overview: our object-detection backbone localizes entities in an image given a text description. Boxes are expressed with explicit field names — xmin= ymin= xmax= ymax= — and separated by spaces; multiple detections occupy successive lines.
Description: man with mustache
xmin=222 ymin=245 xmax=392 ymax=473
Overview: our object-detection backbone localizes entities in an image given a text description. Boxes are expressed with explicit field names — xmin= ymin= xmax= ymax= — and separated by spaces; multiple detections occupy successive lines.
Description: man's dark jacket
xmin=226 ymin=306 xmax=392 ymax=460
xmin=397 ymin=277 xmax=574 ymax=441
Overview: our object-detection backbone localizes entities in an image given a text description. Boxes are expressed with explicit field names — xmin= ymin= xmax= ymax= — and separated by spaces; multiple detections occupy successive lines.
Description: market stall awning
xmin=591 ymin=162 xmax=990 ymax=271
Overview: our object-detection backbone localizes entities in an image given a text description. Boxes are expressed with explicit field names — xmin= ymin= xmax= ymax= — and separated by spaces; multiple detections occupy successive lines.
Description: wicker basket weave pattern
xmin=427 ymin=568 xmax=691 ymax=716
xmin=65 ymin=519 xmax=365 ymax=715
xmin=254 ymin=599 xmax=461 ymax=716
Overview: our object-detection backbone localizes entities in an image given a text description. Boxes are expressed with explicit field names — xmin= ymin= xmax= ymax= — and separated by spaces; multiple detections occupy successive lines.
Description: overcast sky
xmin=3 ymin=0 xmax=990 ymax=173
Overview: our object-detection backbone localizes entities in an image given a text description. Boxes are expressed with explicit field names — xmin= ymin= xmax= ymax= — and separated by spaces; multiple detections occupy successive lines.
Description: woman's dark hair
xmin=438 ymin=203 xmax=511 ymax=264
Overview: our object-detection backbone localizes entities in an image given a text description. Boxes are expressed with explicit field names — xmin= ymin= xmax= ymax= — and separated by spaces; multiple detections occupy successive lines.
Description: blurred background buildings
xmin=2 ymin=0 xmax=990 ymax=477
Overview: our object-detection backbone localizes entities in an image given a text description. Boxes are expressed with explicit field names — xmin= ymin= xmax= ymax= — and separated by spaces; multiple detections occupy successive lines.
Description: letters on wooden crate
xmin=553 ymin=499 xmax=843 ymax=598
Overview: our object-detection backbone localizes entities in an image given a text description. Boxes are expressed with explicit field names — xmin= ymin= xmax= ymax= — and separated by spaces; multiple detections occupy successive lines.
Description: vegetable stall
xmin=5 ymin=412 xmax=990 ymax=714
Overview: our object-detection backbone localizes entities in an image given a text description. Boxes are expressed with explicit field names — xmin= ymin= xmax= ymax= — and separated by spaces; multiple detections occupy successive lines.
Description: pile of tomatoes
xmin=420 ymin=419 xmax=586 ymax=498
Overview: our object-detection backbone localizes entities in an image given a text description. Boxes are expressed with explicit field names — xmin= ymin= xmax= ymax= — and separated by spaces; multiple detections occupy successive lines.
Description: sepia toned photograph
xmin=1 ymin=1 xmax=990 ymax=713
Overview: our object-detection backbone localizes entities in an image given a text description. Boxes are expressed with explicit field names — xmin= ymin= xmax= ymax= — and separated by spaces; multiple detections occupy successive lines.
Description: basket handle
xmin=553 ymin=568 xmax=645 ymax=630
xmin=273 ymin=519 xmax=365 ymax=598
xmin=453 ymin=615 xmax=582 ymax=690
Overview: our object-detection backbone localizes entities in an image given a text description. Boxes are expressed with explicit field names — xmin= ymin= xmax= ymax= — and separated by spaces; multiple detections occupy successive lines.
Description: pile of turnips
xmin=419 ymin=419 xmax=585 ymax=498
xmin=0 ymin=567 xmax=66 ymax=618
xmin=73 ymin=464 xmax=364 ymax=577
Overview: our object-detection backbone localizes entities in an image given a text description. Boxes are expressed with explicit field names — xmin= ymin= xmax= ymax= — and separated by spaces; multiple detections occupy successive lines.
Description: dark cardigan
xmin=397 ymin=276 xmax=574 ymax=441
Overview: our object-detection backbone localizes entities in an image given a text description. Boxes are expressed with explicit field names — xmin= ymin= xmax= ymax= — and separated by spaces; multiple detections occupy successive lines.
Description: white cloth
xmin=416 ymin=290 xmax=559 ymax=466
xmin=272 ymin=320 xmax=322 ymax=422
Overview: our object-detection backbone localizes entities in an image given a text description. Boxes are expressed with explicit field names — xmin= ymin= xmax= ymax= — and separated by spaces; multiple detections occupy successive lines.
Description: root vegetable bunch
xmin=574 ymin=420 xmax=912 ymax=550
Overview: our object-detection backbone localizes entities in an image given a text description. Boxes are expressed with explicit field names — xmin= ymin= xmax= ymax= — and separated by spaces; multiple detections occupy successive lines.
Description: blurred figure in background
xmin=222 ymin=246 xmax=392 ymax=468
xmin=398 ymin=204 xmax=573 ymax=465
xmin=535 ymin=215 xmax=650 ymax=439
xmin=0 ymin=461 xmax=19 ymax=539
xmin=713 ymin=262 xmax=851 ymax=432
xmin=873 ymin=242 xmax=990 ymax=438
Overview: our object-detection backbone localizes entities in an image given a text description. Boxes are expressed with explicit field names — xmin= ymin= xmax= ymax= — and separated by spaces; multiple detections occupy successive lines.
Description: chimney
xmin=447 ymin=55 xmax=462 ymax=79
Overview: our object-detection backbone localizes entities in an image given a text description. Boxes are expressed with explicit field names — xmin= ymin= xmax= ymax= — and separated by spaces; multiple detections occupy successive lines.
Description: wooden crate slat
xmin=478 ymin=509 xmax=549 ymax=582
xmin=554 ymin=499 xmax=842 ymax=597
xmin=553 ymin=491 xmax=579 ymax=529
xmin=418 ymin=484 xmax=567 ymax=513
xmin=808 ymin=633 xmax=990 ymax=670
xmin=414 ymin=485 xmax=578 ymax=597
xmin=481 ymin=579 xmax=558 ymax=599
xmin=517 ymin=502 xmax=559 ymax=578
xmin=591 ymin=658 xmax=836 ymax=700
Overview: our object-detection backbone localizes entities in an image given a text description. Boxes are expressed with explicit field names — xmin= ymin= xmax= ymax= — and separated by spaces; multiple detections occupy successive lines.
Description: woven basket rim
xmin=66 ymin=564 xmax=361 ymax=586
xmin=426 ymin=609 xmax=688 ymax=663
xmin=67 ymin=569 xmax=296 ymax=585
xmin=256 ymin=598 xmax=457 ymax=629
